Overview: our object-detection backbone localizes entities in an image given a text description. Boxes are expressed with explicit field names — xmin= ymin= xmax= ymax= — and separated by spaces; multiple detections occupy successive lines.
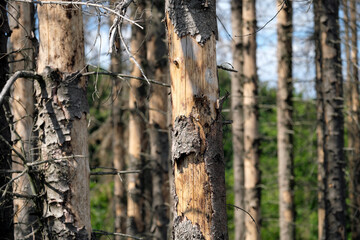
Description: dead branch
xmin=92 ymin=229 xmax=144 ymax=240
xmin=90 ymin=170 xmax=141 ymax=176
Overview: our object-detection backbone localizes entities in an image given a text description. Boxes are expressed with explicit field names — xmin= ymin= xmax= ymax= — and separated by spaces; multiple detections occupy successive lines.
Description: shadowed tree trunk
xmin=35 ymin=4 xmax=91 ymax=238
xmin=318 ymin=0 xmax=347 ymax=238
xmin=165 ymin=0 xmax=228 ymax=239
xmin=231 ymin=0 xmax=245 ymax=239
xmin=242 ymin=0 xmax=260 ymax=239
xmin=109 ymin=6 xmax=127 ymax=237
xmin=146 ymin=1 xmax=170 ymax=239
xmin=348 ymin=0 xmax=360 ymax=238
xmin=277 ymin=1 xmax=294 ymax=239
xmin=0 ymin=2 xmax=13 ymax=239
xmin=8 ymin=3 xmax=39 ymax=239
xmin=127 ymin=1 xmax=148 ymax=237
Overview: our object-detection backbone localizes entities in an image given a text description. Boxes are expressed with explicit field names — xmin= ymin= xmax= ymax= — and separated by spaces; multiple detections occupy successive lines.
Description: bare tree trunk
xmin=231 ymin=0 xmax=245 ymax=239
xmin=146 ymin=1 xmax=170 ymax=239
xmin=242 ymin=0 xmax=260 ymax=239
xmin=0 ymin=2 xmax=13 ymax=239
xmin=318 ymin=0 xmax=347 ymax=239
xmin=348 ymin=0 xmax=360 ymax=238
xmin=110 ymin=8 xmax=127 ymax=238
xmin=313 ymin=1 xmax=326 ymax=239
xmin=277 ymin=1 xmax=294 ymax=239
xmin=8 ymin=3 xmax=39 ymax=239
xmin=36 ymin=4 xmax=91 ymax=238
xmin=165 ymin=1 xmax=228 ymax=239
xmin=127 ymin=1 xmax=147 ymax=237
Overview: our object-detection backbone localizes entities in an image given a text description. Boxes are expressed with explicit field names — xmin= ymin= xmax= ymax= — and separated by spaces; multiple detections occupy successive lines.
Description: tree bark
xmin=146 ymin=1 xmax=170 ymax=239
xmin=242 ymin=0 xmax=260 ymax=239
xmin=127 ymin=1 xmax=148 ymax=237
xmin=0 ymin=2 xmax=13 ymax=239
xmin=348 ymin=0 xmax=360 ymax=238
xmin=231 ymin=0 xmax=245 ymax=239
xmin=166 ymin=1 xmax=228 ymax=239
xmin=313 ymin=1 xmax=326 ymax=239
xmin=318 ymin=0 xmax=347 ymax=239
xmin=36 ymin=4 xmax=91 ymax=239
xmin=8 ymin=3 xmax=39 ymax=239
xmin=276 ymin=1 xmax=294 ymax=240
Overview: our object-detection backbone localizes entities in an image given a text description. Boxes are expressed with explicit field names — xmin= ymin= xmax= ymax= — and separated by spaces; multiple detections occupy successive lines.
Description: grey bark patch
xmin=172 ymin=116 xmax=201 ymax=163
xmin=173 ymin=216 xmax=205 ymax=240
xmin=166 ymin=0 xmax=218 ymax=45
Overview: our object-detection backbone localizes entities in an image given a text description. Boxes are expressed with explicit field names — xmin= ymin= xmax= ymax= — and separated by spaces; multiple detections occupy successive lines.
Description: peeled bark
xmin=127 ymin=1 xmax=148 ymax=236
xmin=0 ymin=2 xmax=13 ymax=239
xmin=146 ymin=1 xmax=170 ymax=239
xmin=318 ymin=0 xmax=347 ymax=238
xmin=230 ymin=0 xmax=245 ymax=239
xmin=242 ymin=0 xmax=260 ymax=239
xmin=36 ymin=4 xmax=91 ymax=239
xmin=8 ymin=3 xmax=39 ymax=239
xmin=276 ymin=1 xmax=294 ymax=239
xmin=166 ymin=1 xmax=228 ymax=239
xmin=313 ymin=1 xmax=326 ymax=239
xmin=348 ymin=0 xmax=360 ymax=238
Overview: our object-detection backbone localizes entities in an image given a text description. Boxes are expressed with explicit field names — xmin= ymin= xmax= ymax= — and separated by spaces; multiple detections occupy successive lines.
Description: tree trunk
xmin=276 ymin=1 xmax=294 ymax=239
xmin=36 ymin=4 xmax=91 ymax=239
xmin=8 ymin=3 xmax=39 ymax=239
xmin=127 ymin=1 xmax=148 ymax=237
xmin=318 ymin=0 xmax=347 ymax=239
xmin=0 ymin=2 xmax=13 ymax=239
xmin=313 ymin=1 xmax=326 ymax=239
xmin=242 ymin=0 xmax=260 ymax=239
xmin=110 ymin=8 xmax=127 ymax=238
xmin=165 ymin=1 xmax=228 ymax=239
xmin=231 ymin=0 xmax=245 ymax=239
xmin=348 ymin=0 xmax=360 ymax=238
xmin=146 ymin=1 xmax=170 ymax=239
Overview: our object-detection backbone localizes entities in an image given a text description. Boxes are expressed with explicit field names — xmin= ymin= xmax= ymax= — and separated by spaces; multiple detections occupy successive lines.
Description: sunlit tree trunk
xmin=277 ymin=1 xmax=294 ymax=239
xmin=318 ymin=0 xmax=347 ymax=238
xmin=348 ymin=0 xmax=360 ymax=238
xmin=166 ymin=1 xmax=228 ymax=239
xmin=127 ymin=1 xmax=147 ymax=237
xmin=242 ymin=0 xmax=260 ymax=239
xmin=146 ymin=1 xmax=170 ymax=239
xmin=0 ymin=2 xmax=13 ymax=239
xmin=313 ymin=1 xmax=326 ymax=239
xmin=36 ymin=4 xmax=91 ymax=238
xmin=231 ymin=0 xmax=245 ymax=239
xmin=8 ymin=3 xmax=39 ymax=239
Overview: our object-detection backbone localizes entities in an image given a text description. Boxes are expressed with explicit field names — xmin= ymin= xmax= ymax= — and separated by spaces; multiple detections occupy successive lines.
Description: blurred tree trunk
xmin=166 ymin=0 xmax=228 ymax=239
xmin=276 ymin=1 xmax=294 ymax=239
xmin=127 ymin=1 xmax=147 ymax=237
xmin=231 ymin=0 xmax=245 ymax=239
xmin=0 ymin=2 xmax=13 ymax=239
xmin=242 ymin=0 xmax=260 ymax=239
xmin=8 ymin=3 xmax=39 ymax=239
xmin=146 ymin=1 xmax=170 ymax=239
xmin=318 ymin=0 xmax=347 ymax=239
xmin=348 ymin=0 xmax=360 ymax=238
xmin=313 ymin=1 xmax=326 ymax=239
xmin=36 ymin=4 xmax=91 ymax=238
xmin=110 ymin=7 xmax=127 ymax=238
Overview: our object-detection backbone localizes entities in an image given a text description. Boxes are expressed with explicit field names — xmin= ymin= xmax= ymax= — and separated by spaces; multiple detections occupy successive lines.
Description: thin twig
xmin=92 ymin=229 xmax=143 ymax=239
xmin=90 ymin=170 xmax=141 ymax=176
xmin=0 ymin=70 xmax=41 ymax=106
xmin=227 ymin=203 xmax=260 ymax=234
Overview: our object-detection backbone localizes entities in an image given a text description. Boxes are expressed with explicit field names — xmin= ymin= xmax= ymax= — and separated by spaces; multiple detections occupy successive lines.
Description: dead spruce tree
xmin=165 ymin=0 xmax=228 ymax=239
xmin=35 ymin=4 xmax=91 ymax=238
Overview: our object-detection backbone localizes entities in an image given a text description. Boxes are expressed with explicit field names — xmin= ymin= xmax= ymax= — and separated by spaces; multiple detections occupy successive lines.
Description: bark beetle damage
xmin=165 ymin=0 xmax=218 ymax=45
xmin=34 ymin=66 xmax=89 ymax=239
xmin=172 ymin=95 xmax=227 ymax=239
